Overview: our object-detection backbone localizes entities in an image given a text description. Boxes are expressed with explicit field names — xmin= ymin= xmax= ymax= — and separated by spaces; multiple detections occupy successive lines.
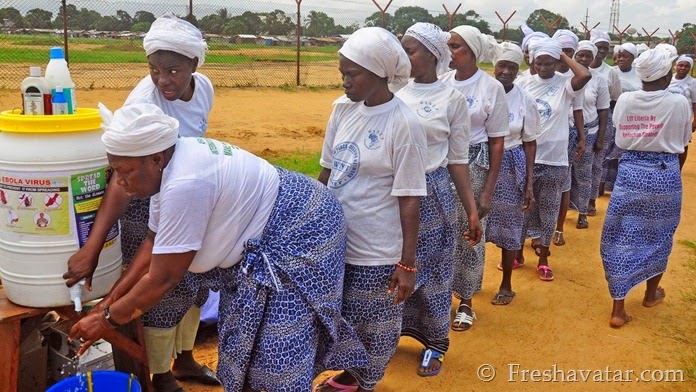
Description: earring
xmin=159 ymin=168 xmax=162 ymax=173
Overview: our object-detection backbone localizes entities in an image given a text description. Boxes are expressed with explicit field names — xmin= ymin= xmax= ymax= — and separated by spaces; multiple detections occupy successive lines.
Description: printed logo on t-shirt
xmin=536 ymin=99 xmax=552 ymax=122
xmin=199 ymin=118 xmax=208 ymax=133
xmin=545 ymin=85 xmax=560 ymax=96
xmin=667 ymin=84 xmax=688 ymax=98
xmin=465 ymin=96 xmax=479 ymax=109
xmin=508 ymin=112 xmax=515 ymax=123
xmin=329 ymin=142 xmax=360 ymax=188
xmin=416 ymin=101 xmax=439 ymax=119
xmin=364 ymin=129 xmax=384 ymax=150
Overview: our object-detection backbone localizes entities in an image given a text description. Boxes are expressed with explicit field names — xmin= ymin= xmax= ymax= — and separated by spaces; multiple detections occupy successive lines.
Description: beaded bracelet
xmin=396 ymin=262 xmax=417 ymax=273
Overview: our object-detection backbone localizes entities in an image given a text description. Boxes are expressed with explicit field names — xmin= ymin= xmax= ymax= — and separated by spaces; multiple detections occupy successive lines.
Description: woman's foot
xmin=451 ymin=303 xmax=476 ymax=331
xmin=552 ymin=230 xmax=565 ymax=246
xmin=417 ymin=349 xmax=444 ymax=377
xmin=152 ymin=371 xmax=184 ymax=392
xmin=609 ymin=310 xmax=632 ymax=328
xmin=643 ymin=286 xmax=666 ymax=307
xmin=587 ymin=200 xmax=597 ymax=216
xmin=491 ymin=289 xmax=516 ymax=305
xmin=314 ymin=372 xmax=359 ymax=392
xmin=576 ymin=215 xmax=588 ymax=229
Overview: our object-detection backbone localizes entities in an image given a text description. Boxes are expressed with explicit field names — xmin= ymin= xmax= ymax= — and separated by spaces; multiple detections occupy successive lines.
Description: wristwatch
xmin=103 ymin=306 xmax=122 ymax=327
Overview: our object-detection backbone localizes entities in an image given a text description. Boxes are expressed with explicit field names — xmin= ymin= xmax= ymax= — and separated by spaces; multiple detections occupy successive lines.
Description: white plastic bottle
xmin=52 ymin=86 xmax=69 ymax=115
xmin=21 ymin=66 xmax=52 ymax=115
xmin=44 ymin=47 xmax=76 ymax=114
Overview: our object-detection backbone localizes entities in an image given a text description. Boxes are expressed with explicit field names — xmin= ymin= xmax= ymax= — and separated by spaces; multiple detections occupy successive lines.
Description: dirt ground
xmin=1 ymin=88 xmax=695 ymax=391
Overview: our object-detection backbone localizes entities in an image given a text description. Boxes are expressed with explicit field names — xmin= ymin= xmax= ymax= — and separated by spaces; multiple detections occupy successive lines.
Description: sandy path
xmin=1 ymin=87 xmax=694 ymax=391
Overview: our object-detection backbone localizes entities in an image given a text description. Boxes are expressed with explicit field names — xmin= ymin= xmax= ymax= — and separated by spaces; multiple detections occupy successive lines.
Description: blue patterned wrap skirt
xmin=120 ymin=197 xmax=208 ymax=329
xmin=602 ymin=109 xmax=624 ymax=192
xmin=524 ymin=164 xmax=567 ymax=247
xmin=486 ymin=145 xmax=527 ymax=250
xmin=199 ymin=168 xmax=367 ymax=392
xmin=570 ymin=128 xmax=599 ymax=214
xmin=402 ymin=166 xmax=457 ymax=355
xmin=562 ymin=125 xmax=580 ymax=192
xmin=600 ymin=151 xmax=682 ymax=299
xmin=454 ymin=142 xmax=489 ymax=300
xmin=343 ymin=264 xmax=404 ymax=390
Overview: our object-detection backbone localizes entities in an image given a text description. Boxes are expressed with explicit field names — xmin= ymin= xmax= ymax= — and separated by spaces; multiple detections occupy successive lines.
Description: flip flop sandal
xmin=587 ymin=206 xmax=597 ymax=216
xmin=314 ymin=375 xmax=358 ymax=392
xmin=552 ymin=231 xmax=565 ymax=246
xmin=537 ymin=265 xmax=554 ymax=282
xmin=417 ymin=348 xmax=444 ymax=377
xmin=576 ymin=216 xmax=589 ymax=229
xmin=497 ymin=259 xmax=524 ymax=271
xmin=491 ymin=290 xmax=516 ymax=305
xmin=451 ymin=304 xmax=476 ymax=331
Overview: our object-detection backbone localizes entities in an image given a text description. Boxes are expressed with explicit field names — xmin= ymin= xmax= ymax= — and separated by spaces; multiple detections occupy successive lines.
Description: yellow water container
xmin=0 ymin=108 xmax=122 ymax=307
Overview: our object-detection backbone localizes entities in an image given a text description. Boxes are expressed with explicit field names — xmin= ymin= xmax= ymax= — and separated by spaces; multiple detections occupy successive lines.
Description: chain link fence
xmin=0 ymin=0 xmax=534 ymax=89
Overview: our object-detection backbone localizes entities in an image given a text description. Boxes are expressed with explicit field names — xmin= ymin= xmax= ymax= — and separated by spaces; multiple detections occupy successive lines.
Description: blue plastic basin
xmin=46 ymin=371 xmax=142 ymax=392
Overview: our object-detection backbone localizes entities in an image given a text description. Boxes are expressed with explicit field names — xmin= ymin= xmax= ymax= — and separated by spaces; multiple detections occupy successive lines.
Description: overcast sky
xmin=13 ymin=0 xmax=695 ymax=36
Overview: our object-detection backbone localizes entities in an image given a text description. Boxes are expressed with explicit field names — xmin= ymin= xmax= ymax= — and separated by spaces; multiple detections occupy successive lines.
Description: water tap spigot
xmin=69 ymin=279 xmax=86 ymax=312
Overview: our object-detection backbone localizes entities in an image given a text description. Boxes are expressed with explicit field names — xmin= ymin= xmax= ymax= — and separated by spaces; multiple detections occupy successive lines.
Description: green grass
xmin=266 ymin=151 xmax=322 ymax=178
xmin=3 ymin=35 xmax=338 ymax=64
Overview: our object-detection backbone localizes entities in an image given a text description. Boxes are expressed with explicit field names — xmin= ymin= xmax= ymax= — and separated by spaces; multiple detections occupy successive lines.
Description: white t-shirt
xmin=518 ymin=73 xmax=582 ymax=166
xmin=504 ymin=84 xmax=539 ymax=150
xmin=440 ymin=68 xmax=510 ymax=144
xmin=125 ymin=73 xmax=214 ymax=137
xmin=593 ymin=62 xmax=622 ymax=101
xmin=581 ymin=69 xmax=611 ymax=135
xmin=613 ymin=90 xmax=692 ymax=153
xmin=612 ymin=66 xmax=643 ymax=94
xmin=560 ymin=70 xmax=585 ymax=128
xmin=149 ymin=138 xmax=279 ymax=273
xmin=320 ymin=96 xmax=428 ymax=266
xmin=515 ymin=69 xmax=534 ymax=85
xmin=668 ymin=75 xmax=696 ymax=105
xmin=396 ymin=79 xmax=470 ymax=172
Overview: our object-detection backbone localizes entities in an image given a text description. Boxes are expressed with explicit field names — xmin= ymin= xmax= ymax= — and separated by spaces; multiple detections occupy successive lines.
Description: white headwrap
xmin=590 ymin=30 xmax=610 ymax=44
xmin=144 ymin=14 xmax=208 ymax=67
xmin=634 ymin=48 xmax=677 ymax=82
xmin=520 ymin=24 xmax=549 ymax=52
xmin=495 ymin=42 xmax=524 ymax=66
xmin=655 ymin=43 xmax=678 ymax=60
xmin=552 ymin=29 xmax=579 ymax=51
xmin=450 ymin=25 xmax=498 ymax=63
xmin=529 ymin=37 xmax=563 ymax=61
xmin=404 ymin=23 xmax=452 ymax=75
xmin=677 ymin=55 xmax=694 ymax=69
xmin=100 ymin=103 xmax=179 ymax=157
xmin=615 ymin=43 xmax=638 ymax=58
xmin=636 ymin=43 xmax=650 ymax=56
xmin=577 ymin=40 xmax=598 ymax=59
xmin=339 ymin=27 xmax=410 ymax=92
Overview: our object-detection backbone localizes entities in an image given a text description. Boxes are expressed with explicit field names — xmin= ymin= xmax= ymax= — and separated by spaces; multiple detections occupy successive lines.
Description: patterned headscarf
xmin=404 ymin=22 xmax=452 ymax=75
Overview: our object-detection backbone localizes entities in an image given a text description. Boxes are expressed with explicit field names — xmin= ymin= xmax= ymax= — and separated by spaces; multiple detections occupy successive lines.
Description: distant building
xmin=232 ymin=34 xmax=258 ymax=44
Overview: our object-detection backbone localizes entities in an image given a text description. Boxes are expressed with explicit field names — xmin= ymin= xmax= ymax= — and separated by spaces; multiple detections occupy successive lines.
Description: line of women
xmin=66 ymin=22 xmax=692 ymax=392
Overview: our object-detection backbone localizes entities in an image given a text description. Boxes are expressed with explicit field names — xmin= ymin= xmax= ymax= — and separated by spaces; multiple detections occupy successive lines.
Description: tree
xmin=222 ymin=19 xmax=247 ymax=36
xmin=133 ymin=11 xmax=155 ymax=25
xmin=74 ymin=8 xmax=102 ymax=30
xmin=364 ymin=11 xmax=394 ymax=31
xmin=231 ymin=12 xmax=265 ymax=35
xmin=199 ymin=8 xmax=231 ymax=34
xmin=115 ymin=10 xmax=133 ymax=31
xmin=24 ymin=8 xmax=53 ymax=29
xmin=392 ymin=6 xmax=433 ymax=35
xmin=304 ymin=11 xmax=335 ymax=37
xmin=52 ymin=3 xmax=77 ymax=29
xmin=494 ymin=27 xmax=524 ymax=43
xmin=433 ymin=9 xmax=491 ymax=34
xmin=94 ymin=15 xmax=119 ymax=31
xmin=0 ymin=7 xmax=23 ymax=28
xmin=676 ymin=24 xmax=696 ymax=54
xmin=525 ymin=9 xmax=569 ymax=35
xmin=264 ymin=10 xmax=294 ymax=35
xmin=131 ymin=22 xmax=152 ymax=32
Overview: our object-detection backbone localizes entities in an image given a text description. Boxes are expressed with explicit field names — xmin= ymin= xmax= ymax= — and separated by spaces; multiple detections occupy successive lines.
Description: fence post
xmin=641 ymin=27 xmax=659 ymax=47
xmin=442 ymin=3 xmax=461 ymax=31
xmin=62 ymin=0 xmax=69 ymax=64
xmin=295 ymin=0 xmax=302 ymax=86
xmin=370 ymin=0 xmax=394 ymax=29
xmin=495 ymin=10 xmax=516 ymax=41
